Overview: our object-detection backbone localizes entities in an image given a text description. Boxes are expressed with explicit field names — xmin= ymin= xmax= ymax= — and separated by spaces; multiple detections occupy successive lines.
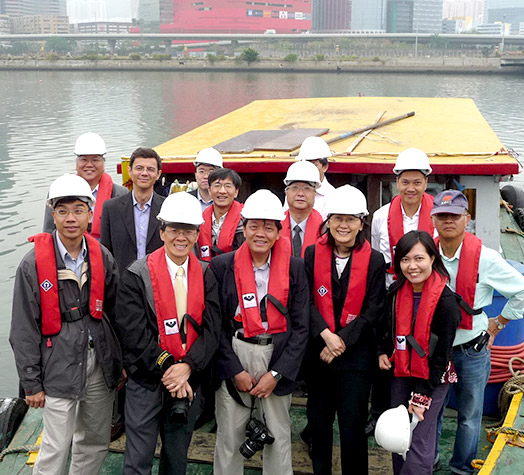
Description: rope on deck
xmin=0 ymin=444 xmax=40 ymax=462
xmin=486 ymin=357 xmax=524 ymax=431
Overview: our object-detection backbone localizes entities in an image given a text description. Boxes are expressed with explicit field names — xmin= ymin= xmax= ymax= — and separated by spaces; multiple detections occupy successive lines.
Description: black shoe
xmin=110 ymin=422 xmax=124 ymax=441
xmin=365 ymin=417 xmax=376 ymax=437
xmin=432 ymin=459 xmax=442 ymax=472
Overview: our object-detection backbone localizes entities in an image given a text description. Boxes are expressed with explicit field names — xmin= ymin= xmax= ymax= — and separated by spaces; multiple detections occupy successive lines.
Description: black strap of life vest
xmin=57 ymin=275 xmax=87 ymax=323
xmin=183 ymin=313 xmax=203 ymax=336
xmin=260 ymin=293 xmax=289 ymax=323
xmin=458 ymin=297 xmax=483 ymax=316
xmin=211 ymin=244 xmax=224 ymax=256
xmin=406 ymin=332 xmax=439 ymax=359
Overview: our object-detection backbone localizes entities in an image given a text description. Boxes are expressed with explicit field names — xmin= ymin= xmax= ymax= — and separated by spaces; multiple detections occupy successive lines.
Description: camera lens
xmin=169 ymin=397 xmax=189 ymax=424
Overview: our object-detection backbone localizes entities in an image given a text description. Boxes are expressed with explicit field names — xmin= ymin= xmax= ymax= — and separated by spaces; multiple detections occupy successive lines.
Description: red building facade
xmin=160 ymin=0 xmax=312 ymax=33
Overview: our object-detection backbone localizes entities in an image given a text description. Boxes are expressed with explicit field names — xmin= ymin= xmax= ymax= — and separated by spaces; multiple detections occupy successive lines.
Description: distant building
xmin=351 ymin=0 xmax=386 ymax=31
xmin=442 ymin=16 xmax=473 ymax=33
xmin=386 ymin=0 xmax=413 ymax=33
xmin=477 ymin=21 xmax=510 ymax=35
xmin=74 ymin=20 xmax=132 ymax=34
xmin=1 ymin=0 xmax=66 ymax=17
xmin=0 ymin=13 xmax=10 ymax=32
xmin=312 ymin=0 xmax=351 ymax=32
xmin=520 ymin=21 xmax=524 ymax=35
xmin=443 ymin=0 xmax=484 ymax=25
xmin=487 ymin=0 xmax=524 ymax=33
xmin=10 ymin=14 xmax=69 ymax=33
xmin=67 ymin=0 xmax=107 ymax=24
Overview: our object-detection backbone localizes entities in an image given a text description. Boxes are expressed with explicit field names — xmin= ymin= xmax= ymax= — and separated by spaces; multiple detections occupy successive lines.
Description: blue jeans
xmin=450 ymin=345 xmax=491 ymax=474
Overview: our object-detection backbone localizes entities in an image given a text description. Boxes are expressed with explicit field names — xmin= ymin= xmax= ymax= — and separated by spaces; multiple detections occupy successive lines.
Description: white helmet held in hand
xmin=374 ymin=405 xmax=420 ymax=461
xmin=324 ymin=185 xmax=368 ymax=217
xmin=194 ymin=147 xmax=223 ymax=168
xmin=284 ymin=160 xmax=321 ymax=187
xmin=241 ymin=190 xmax=285 ymax=222
xmin=296 ymin=136 xmax=332 ymax=161
xmin=393 ymin=147 xmax=432 ymax=176
xmin=74 ymin=132 xmax=107 ymax=156
xmin=157 ymin=192 xmax=204 ymax=226
xmin=47 ymin=174 xmax=95 ymax=209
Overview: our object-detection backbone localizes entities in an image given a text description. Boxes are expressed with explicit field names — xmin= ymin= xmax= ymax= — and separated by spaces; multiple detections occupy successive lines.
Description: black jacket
xmin=205 ymin=250 xmax=310 ymax=396
xmin=377 ymin=284 xmax=462 ymax=397
xmin=304 ymin=243 xmax=386 ymax=372
xmin=114 ymin=256 xmax=220 ymax=391
xmin=100 ymin=191 xmax=165 ymax=276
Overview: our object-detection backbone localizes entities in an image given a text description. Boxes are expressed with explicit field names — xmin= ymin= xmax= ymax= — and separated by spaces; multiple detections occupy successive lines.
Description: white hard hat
xmin=241 ymin=190 xmax=286 ymax=221
xmin=284 ymin=160 xmax=321 ymax=187
xmin=74 ymin=132 xmax=107 ymax=156
xmin=157 ymin=192 xmax=204 ymax=226
xmin=393 ymin=147 xmax=432 ymax=176
xmin=47 ymin=173 xmax=95 ymax=209
xmin=324 ymin=185 xmax=368 ymax=217
xmin=296 ymin=136 xmax=332 ymax=161
xmin=194 ymin=147 xmax=223 ymax=168
xmin=374 ymin=405 xmax=420 ymax=461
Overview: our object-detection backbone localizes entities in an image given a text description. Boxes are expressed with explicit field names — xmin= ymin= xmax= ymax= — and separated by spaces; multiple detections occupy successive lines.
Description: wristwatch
xmin=495 ymin=317 xmax=506 ymax=330
xmin=270 ymin=370 xmax=282 ymax=381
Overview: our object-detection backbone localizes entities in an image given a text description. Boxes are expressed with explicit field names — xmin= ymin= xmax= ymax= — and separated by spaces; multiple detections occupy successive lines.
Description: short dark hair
xmin=160 ymin=222 xmax=199 ymax=232
xmin=130 ymin=147 xmax=162 ymax=170
xmin=53 ymin=196 xmax=91 ymax=210
xmin=242 ymin=218 xmax=282 ymax=231
xmin=312 ymin=158 xmax=329 ymax=167
xmin=208 ymin=168 xmax=242 ymax=189
xmin=320 ymin=215 xmax=367 ymax=250
xmin=391 ymin=230 xmax=449 ymax=292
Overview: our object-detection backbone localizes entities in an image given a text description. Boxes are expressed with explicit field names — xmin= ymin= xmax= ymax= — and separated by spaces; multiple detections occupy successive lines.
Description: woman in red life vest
xmin=303 ymin=185 xmax=386 ymax=475
xmin=377 ymin=230 xmax=461 ymax=475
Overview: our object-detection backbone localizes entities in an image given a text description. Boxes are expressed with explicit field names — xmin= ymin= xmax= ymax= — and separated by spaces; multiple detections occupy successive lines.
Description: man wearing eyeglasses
xmin=43 ymin=132 xmax=127 ymax=237
xmin=281 ymin=160 xmax=323 ymax=258
xmin=100 ymin=147 xmax=165 ymax=277
xmin=114 ymin=192 xmax=219 ymax=475
xmin=197 ymin=168 xmax=244 ymax=261
xmin=10 ymin=174 xmax=122 ymax=475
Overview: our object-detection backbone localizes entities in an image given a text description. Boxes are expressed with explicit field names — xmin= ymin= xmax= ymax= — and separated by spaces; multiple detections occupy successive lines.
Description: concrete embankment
xmin=0 ymin=56 xmax=519 ymax=74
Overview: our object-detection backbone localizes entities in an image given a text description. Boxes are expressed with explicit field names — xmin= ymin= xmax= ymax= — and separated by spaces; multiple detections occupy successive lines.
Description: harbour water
xmin=1 ymin=69 xmax=524 ymax=397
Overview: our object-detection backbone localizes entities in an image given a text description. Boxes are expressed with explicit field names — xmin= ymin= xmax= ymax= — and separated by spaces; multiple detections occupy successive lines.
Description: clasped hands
xmin=319 ymin=329 xmax=346 ymax=364
xmin=161 ymin=362 xmax=193 ymax=400
xmin=234 ymin=370 xmax=277 ymax=399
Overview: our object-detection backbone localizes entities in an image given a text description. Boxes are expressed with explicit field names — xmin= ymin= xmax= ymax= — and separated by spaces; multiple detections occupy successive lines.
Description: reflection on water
xmin=1 ymin=69 xmax=523 ymax=396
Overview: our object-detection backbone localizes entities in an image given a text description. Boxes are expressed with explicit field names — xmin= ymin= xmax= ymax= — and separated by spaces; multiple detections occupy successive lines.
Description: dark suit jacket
xmin=100 ymin=192 xmax=165 ymax=276
xmin=43 ymin=183 xmax=127 ymax=233
xmin=205 ymin=251 xmax=309 ymax=396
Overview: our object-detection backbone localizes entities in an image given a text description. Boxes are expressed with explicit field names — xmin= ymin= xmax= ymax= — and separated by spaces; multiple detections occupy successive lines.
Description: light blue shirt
xmin=440 ymin=242 xmax=524 ymax=346
xmin=197 ymin=189 xmax=213 ymax=212
xmin=56 ymin=234 xmax=87 ymax=280
xmin=132 ymin=192 xmax=153 ymax=260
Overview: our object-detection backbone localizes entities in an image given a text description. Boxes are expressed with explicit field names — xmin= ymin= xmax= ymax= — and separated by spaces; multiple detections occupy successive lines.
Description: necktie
xmin=174 ymin=267 xmax=187 ymax=349
xmin=292 ymin=225 xmax=302 ymax=258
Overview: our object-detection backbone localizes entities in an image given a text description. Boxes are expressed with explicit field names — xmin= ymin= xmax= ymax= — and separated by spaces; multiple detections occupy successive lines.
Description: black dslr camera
xmin=168 ymin=397 xmax=190 ymax=424
xmin=239 ymin=417 xmax=275 ymax=458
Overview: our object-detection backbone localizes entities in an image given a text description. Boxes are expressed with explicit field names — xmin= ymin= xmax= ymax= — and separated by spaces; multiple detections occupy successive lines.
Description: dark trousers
xmin=370 ymin=363 xmax=393 ymax=420
xmin=123 ymin=378 xmax=203 ymax=475
xmin=390 ymin=377 xmax=449 ymax=475
xmin=306 ymin=368 xmax=372 ymax=475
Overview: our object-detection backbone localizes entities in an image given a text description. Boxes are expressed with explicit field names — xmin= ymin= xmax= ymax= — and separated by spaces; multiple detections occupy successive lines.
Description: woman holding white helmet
xmin=377 ymin=230 xmax=461 ymax=474
xmin=303 ymin=185 xmax=386 ymax=474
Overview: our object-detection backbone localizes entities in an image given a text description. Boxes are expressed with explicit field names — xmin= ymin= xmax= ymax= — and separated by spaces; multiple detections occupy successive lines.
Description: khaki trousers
xmin=214 ymin=337 xmax=293 ymax=475
xmin=33 ymin=347 xmax=114 ymax=475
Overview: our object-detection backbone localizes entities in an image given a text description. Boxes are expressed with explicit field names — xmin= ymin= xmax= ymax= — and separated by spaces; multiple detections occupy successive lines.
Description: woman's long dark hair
xmin=390 ymin=230 xmax=449 ymax=292
xmin=318 ymin=215 xmax=369 ymax=250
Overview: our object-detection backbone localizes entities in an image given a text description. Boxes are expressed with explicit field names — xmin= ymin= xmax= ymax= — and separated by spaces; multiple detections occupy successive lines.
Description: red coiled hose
xmin=488 ymin=341 xmax=524 ymax=383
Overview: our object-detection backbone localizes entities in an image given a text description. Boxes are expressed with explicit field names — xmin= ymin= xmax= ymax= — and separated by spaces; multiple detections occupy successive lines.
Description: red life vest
xmin=147 ymin=248 xmax=204 ymax=360
xmin=394 ymin=271 xmax=447 ymax=380
xmin=28 ymin=233 xmax=105 ymax=336
xmin=281 ymin=209 xmax=324 ymax=258
xmin=387 ymin=193 xmax=434 ymax=272
xmin=90 ymin=172 xmax=113 ymax=239
xmin=233 ymin=238 xmax=290 ymax=338
xmin=313 ymin=236 xmax=372 ymax=332
xmin=198 ymin=200 xmax=243 ymax=261
xmin=435 ymin=232 xmax=482 ymax=330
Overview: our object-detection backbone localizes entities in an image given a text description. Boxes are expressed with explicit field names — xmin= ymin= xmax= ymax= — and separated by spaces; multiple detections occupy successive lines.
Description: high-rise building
xmin=1 ymin=0 xmax=66 ymax=16
xmin=312 ymin=0 xmax=351 ymax=32
xmin=386 ymin=0 xmax=413 ymax=32
xmin=351 ymin=0 xmax=386 ymax=31
xmin=413 ymin=0 xmax=442 ymax=33
xmin=67 ymin=0 xmax=106 ymax=23
xmin=443 ymin=0 xmax=484 ymax=24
